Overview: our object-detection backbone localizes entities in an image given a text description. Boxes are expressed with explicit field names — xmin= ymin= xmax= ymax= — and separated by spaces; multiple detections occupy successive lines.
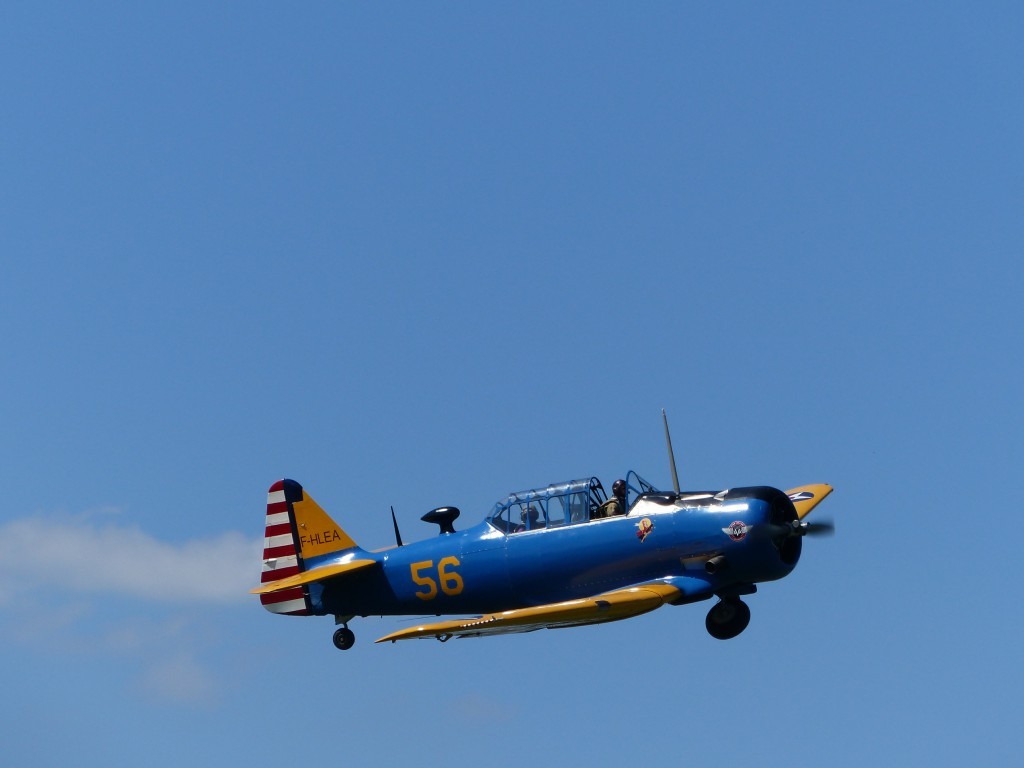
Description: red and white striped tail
xmin=259 ymin=480 xmax=311 ymax=616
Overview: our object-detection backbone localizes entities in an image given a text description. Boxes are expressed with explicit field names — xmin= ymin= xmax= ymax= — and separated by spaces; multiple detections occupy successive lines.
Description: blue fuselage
xmin=312 ymin=486 xmax=801 ymax=618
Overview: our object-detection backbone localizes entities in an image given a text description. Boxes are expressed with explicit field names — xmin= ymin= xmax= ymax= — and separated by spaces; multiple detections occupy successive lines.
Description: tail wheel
xmin=332 ymin=627 xmax=355 ymax=651
xmin=705 ymin=598 xmax=751 ymax=640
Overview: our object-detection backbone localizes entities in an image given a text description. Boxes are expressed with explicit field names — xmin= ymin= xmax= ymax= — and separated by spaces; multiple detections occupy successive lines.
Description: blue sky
xmin=1 ymin=3 xmax=1021 ymax=765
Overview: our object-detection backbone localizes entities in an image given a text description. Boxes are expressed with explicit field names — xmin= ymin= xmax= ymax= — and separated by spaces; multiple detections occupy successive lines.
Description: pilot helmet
xmin=612 ymin=479 xmax=626 ymax=498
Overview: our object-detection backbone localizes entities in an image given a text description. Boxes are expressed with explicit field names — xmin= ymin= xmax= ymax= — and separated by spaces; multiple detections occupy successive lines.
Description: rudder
xmin=259 ymin=479 xmax=358 ymax=615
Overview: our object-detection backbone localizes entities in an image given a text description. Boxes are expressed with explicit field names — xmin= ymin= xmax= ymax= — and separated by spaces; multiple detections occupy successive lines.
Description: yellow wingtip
xmin=785 ymin=483 xmax=834 ymax=519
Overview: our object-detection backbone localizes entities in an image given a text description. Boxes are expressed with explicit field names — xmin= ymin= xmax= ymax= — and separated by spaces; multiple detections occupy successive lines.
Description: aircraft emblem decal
xmin=635 ymin=518 xmax=654 ymax=542
xmin=788 ymin=491 xmax=814 ymax=502
xmin=723 ymin=521 xmax=750 ymax=541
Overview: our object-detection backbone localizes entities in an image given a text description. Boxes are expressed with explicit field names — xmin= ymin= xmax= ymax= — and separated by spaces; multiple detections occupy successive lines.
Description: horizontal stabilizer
xmin=375 ymin=583 xmax=682 ymax=643
xmin=785 ymin=484 xmax=834 ymax=519
xmin=252 ymin=558 xmax=376 ymax=595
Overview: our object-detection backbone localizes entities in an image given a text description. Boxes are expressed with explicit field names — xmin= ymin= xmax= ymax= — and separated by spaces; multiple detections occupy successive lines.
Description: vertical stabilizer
xmin=259 ymin=479 xmax=360 ymax=615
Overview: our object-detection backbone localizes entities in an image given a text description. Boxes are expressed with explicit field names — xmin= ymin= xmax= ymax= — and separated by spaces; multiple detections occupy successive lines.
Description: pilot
xmin=596 ymin=479 xmax=628 ymax=518
xmin=521 ymin=505 xmax=544 ymax=530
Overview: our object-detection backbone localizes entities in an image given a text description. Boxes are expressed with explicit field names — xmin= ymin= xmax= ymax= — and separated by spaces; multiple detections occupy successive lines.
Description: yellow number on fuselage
xmin=438 ymin=556 xmax=464 ymax=596
xmin=411 ymin=557 xmax=463 ymax=600
xmin=410 ymin=560 xmax=438 ymax=600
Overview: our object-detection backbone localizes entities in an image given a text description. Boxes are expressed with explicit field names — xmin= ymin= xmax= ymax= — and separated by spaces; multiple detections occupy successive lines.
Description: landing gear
xmin=705 ymin=597 xmax=750 ymax=640
xmin=332 ymin=627 xmax=355 ymax=651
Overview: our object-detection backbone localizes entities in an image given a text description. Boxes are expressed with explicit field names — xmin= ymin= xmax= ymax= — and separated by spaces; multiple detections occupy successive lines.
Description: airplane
xmin=252 ymin=413 xmax=834 ymax=650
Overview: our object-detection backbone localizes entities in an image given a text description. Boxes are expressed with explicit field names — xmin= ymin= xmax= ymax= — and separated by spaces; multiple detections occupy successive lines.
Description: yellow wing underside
xmin=375 ymin=583 xmax=682 ymax=643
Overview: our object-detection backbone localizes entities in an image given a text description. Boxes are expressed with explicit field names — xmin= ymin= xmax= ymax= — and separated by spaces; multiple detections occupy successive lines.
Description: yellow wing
xmin=375 ymin=583 xmax=682 ymax=643
xmin=785 ymin=484 xmax=834 ymax=519
xmin=251 ymin=558 xmax=376 ymax=595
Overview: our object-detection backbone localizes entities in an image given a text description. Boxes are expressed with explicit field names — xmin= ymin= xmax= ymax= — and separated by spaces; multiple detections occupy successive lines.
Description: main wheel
xmin=332 ymin=627 xmax=356 ymax=651
xmin=705 ymin=598 xmax=751 ymax=640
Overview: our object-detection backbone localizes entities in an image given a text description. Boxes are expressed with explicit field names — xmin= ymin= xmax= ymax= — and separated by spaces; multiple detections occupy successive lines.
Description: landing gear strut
xmin=705 ymin=597 xmax=750 ymax=640
xmin=332 ymin=626 xmax=355 ymax=651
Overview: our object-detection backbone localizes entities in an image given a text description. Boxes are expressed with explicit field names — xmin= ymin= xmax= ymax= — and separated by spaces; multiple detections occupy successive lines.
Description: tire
xmin=332 ymin=627 xmax=356 ymax=650
xmin=705 ymin=598 xmax=751 ymax=640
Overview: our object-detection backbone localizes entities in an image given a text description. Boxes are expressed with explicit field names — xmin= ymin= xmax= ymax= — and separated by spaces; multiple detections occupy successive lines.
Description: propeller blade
xmin=802 ymin=520 xmax=835 ymax=537
xmin=769 ymin=519 xmax=835 ymax=538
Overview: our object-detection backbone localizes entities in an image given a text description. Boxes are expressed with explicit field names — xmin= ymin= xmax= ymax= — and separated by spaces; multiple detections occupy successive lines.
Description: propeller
xmin=768 ymin=514 xmax=833 ymax=566
xmin=771 ymin=519 xmax=835 ymax=538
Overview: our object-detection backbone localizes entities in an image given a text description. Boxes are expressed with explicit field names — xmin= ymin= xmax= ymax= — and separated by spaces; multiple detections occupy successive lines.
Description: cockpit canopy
xmin=486 ymin=472 xmax=658 ymax=534
xmin=487 ymin=477 xmax=604 ymax=533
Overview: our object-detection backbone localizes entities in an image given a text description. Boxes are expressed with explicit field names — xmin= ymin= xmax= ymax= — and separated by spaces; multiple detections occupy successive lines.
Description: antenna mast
xmin=662 ymin=408 xmax=681 ymax=494
xmin=390 ymin=506 xmax=404 ymax=547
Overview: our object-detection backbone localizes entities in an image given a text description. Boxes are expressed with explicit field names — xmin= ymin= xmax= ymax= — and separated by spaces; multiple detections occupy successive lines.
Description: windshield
xmin=624 ymin=470 xmax=658 ymax=507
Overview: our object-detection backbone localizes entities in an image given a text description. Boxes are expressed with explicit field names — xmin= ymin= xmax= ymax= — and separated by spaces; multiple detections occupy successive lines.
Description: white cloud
xmin=0 ymin=516 xmax=262 ymax=603
xmin=0 ymin=515 xmax=267 ymax=708
xmin=138 ymin=650 xmax=220 ymax=706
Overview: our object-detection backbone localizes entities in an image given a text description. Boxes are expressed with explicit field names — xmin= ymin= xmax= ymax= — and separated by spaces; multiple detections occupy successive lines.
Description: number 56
xmin=410 ymin=557 xmax=464 ymax=600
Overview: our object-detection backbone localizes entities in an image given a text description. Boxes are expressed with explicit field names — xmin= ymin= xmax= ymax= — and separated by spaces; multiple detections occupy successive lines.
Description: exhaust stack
xmin=705 ymin=555 xmax=728 ymax=575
